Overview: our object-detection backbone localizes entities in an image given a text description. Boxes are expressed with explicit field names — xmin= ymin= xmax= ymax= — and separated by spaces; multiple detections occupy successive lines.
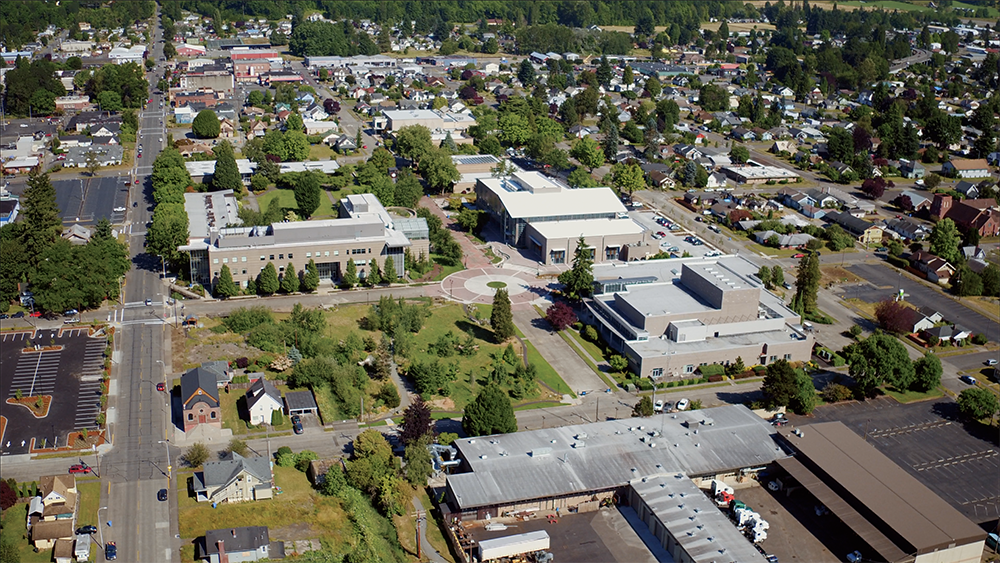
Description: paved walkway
xmin=420 ymin=196 xmax=493 ymax=270
xmin=512 ymin=308 xmax=607 ymax=395
xmin=412 ymin=496 xmax=449 ymax=563
xmin=441 ymin=268 xmax=547 ymax=307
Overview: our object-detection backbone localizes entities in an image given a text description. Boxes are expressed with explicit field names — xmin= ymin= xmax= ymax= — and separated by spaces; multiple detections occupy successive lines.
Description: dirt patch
xmin=428 ymin=398 xmax=456 ymax=411
xmin=411 ymin=263 xmax=443 ymax=283
xmin=173 ymin=325 xmax=261 ymax=372
xmin=820 ymin=266 xmax=862 ymax=288
xmin=270 ymin=521 xmax=319 ymax=542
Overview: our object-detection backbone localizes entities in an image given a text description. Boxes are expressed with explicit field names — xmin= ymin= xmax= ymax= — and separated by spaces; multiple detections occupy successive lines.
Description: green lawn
xmin=883 ymin=386 xmax=944 ymax=404
xmin=952 ymin=1 xmax=1000 ymax=16
xmin=833 ymin=0 xmax=933 ymax=11
xmin=77 ymin=479 xmax=102 ymax=529
xmin=523 ymin=339 xmax=574 ymax=396
xmin=255 ymin=187 xmax=341 ymax=218
xmin=309 ymin=143 xmax=339 ymax=160
xmin=1 ymin=505 xmax=54 ymax=563
xmin=176 ymin=466 xmax=353 ymax=542
xmin=431 ymin=255 xmax=466 ymax=281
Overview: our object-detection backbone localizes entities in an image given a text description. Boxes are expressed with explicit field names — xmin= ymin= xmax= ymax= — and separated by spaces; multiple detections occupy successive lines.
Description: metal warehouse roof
xmin=777 ymin=422 xmax=986 ymax=557
xmin=448 ymin=405 xmax=784 ymax=510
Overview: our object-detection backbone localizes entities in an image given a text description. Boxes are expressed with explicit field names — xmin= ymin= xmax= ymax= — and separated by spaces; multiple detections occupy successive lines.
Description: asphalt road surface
xmin=846 ymin=262 xmax=999 ymax=339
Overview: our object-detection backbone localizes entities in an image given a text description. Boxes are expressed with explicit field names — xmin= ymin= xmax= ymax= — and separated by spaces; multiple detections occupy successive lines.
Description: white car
xmin=113 ymin=207 xmax=125 ymax=212
xmin=676 ymin=398 xmax=690 ymax=411
xmin=654 ymin=400 xmax=664 ymax=412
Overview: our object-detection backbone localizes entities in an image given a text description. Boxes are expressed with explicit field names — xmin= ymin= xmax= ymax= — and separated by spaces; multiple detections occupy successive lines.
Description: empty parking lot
xmin=0 ymin=328 xmax=108 ymax=454
xmin=53 ymin=176 xmax=129 ymax=226
xmin=792 ymin=396 xmax=1000 ymax=523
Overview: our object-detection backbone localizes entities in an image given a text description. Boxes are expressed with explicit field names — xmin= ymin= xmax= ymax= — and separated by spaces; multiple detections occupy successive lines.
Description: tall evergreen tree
xmin=258 ymin=262 xmax=279 ymax=295
xmin=211 ymin=141 xmax=242 ymax=192
xmin=280 ymin=262 xmax=299 ymax=293
xmin=792 ymin=252 xmax=820 ymax=315
xmin=301 ymin=259 xmax=320 ymax=292
xmin=761 ymin=360 xmax=797 ymax=410
xmin=557 ymin=237 xmax=594 ymax=300
xmin=462 ymin=384 xmax=517 ymax=437
xmin=215 ymin=264 xmax=239 ymax=298
xmin=342 ymin=259 xmax=358 ymax=288
xmin=491 ymin=288 xmax=515 ymax=342
xmin=602 ymin=122 xmax=619 ymax=161
xmin=383 ymin=254 xmax=398 ymax=282
xmin=367 ymin=258 xmax=382 ymax=286
xmin=21 ymin=170 xmax=62 ymax=268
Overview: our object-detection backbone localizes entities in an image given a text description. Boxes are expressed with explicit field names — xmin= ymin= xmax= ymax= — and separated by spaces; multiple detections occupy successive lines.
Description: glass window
xmin=288 ymin=253 xmax=293 ymax=259
xmin=770 ymin=355 xmax=777 ymax=363
xmin=210 ymin=412 xmax=216 ymax=419
xmin=306 ymin=252 xmax=311 ymax=258
xmin=241 ymin=256 xmax=247 ymax=262
xmin=651 ymin=368 xmax=663 ymax=377
xmin=683 ymin=365 xmax=694 ymax=374
xmin=212 ymin=258 xmax=219 ymax=264
xmin=269 ymin=254 xmax=274 ymax=260
xmin=222 ymin=258 xmax=228 ymax=263
xmin=784 ymin=354 xmax=792 ymax=360
xmin=241 ymin=269 xmax=247 ymax=275
xmin=279 ymin=254 xmax=284 ymax=259
xmin=261 ymin=255 xmax=266 ymax=261
xmin=332 ymin=251 xmax=337 ymax=256
xmin=187 ymin=413 xmax=193 ymax=421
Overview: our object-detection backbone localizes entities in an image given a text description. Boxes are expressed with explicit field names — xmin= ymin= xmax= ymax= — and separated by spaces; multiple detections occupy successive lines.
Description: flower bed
xmin=5 ymin=395 xmax=52 ymax=418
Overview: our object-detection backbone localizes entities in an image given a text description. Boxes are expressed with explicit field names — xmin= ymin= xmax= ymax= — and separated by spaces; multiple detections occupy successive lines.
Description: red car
xmin=29 ymin=311 xmax=41 ymax=317
xmin=792 ymin=253 xmax=806 ymax=258
xmin=68 ymin=464 xmax=91 ymax=474
xmin=135 ymin=179 xmax=140 ymax=184
xmin=156 ymin=382 xmax=166 ymax=392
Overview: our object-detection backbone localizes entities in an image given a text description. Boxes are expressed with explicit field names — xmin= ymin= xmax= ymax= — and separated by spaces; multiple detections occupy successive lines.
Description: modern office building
xmin=475 ymin=171 xmax=647 ymax=264
xmin=583 ymin=256 xmax=814 ymax=379
xmin=181 ymin=194 xmax=428 ymax=289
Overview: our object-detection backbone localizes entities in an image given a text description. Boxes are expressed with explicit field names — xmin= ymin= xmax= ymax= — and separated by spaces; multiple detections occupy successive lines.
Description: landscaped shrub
xmin=707 ymin=374 xmax=725 ymax=382
xmin=886 ymin=255 xmax=910 ymax=269
xmin=235 ymin=357 xmax=250 ymax=369
xmin=972 ymin=333 xmax=988 ymax=345
xmin=821 ymin=383 xmax=853 ymax=403
xmin=698 ymin=364 xmax=725 ymax=377
xmin=582 ymin=325 xmax=599 ymax=342
xmin=635 ymin=378 xmax=654 ymax=391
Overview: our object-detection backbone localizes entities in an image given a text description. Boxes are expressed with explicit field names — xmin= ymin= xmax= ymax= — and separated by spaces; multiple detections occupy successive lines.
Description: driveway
xmin=846 ymin=263 xmax=999 ymax=340
xmin=512 ymin=308 xmax=606 ymax=395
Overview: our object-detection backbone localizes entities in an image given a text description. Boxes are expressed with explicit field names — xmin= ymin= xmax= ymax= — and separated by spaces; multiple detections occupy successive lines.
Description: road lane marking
xmin=155 ymin=521 xmax=168 ymax=528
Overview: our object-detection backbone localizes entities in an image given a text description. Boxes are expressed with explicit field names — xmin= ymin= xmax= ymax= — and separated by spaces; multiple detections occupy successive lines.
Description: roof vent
xmin=480 ymin=455 xmax=487 ymax=459
xmin=576 ymin=432 xmax=588 ymax=440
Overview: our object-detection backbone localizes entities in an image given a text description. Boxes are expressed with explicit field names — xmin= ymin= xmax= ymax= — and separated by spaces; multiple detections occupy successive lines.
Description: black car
xmin=105 ymin=541 xmax=117 ymax=561
xmin=11 ymin=311 xmax=24 ymax=318
xmin=0 ymin=314 xmax=8 ymax=319
xmin=157 ymin=488 xmax=168 ymax=501
xmin=291 ymin=415 xmax=303 ymax=434
xmin=76 ymin=525 xmax=98 ymax=534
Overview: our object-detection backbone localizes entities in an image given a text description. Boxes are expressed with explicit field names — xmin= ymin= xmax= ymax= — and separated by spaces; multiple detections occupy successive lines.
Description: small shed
xmin=285 ymin=390 xmax=319 ymax=416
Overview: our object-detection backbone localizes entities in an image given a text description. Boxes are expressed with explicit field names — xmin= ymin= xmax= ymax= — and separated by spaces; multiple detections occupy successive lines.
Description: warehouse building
xmin=444 ymin=405 xmax=779 ymax=562
xmin=583 ymin=256 xmax=814 ymax=379
xmin=181 ymin=194 xmax=427 ymax=289
xmin=721 ymin=165 xmax=800 ymax=184
xmin=776 ymin=422 xmax=986 ymax=563
xmin=475 ymin=171 xmax=647 ymax=264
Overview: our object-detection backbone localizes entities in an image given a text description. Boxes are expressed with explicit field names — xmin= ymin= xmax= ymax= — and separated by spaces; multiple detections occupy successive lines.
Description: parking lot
xmin=0 ymin=329 xmax=108 ymax=455
xmin=847 ymin=262 xmax=998 ymax=340
xmin=736 ymin=483 xmax=842 ymax=563
xmin=53 ymin=176 xmax=129 ymax=226
xmin=792 ymin=396 xmax=1000 ymax=524
xmin=630 ymin=211 xmax=720 ymax=258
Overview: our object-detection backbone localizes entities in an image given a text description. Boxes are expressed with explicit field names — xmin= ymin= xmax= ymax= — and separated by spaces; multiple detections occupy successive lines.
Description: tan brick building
xmin=584 ymin=256 xmax=814 ymax=379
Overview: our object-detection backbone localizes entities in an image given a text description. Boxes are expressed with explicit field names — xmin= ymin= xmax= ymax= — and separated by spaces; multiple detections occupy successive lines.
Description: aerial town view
xmin=1 ymin=1 xmax=1000 ymax=562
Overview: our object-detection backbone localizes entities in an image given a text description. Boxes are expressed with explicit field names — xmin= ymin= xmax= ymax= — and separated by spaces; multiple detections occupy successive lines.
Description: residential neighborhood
xmin=0 ymin=2 xmax=999 ymax=563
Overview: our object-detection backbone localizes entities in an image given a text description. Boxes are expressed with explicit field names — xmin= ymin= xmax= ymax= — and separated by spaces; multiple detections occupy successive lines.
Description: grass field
xmin=255 ymin=187 xmax=340 ymax=219
xmin=431 ymin=254 xmax=466 ymax=281
xmin=0 ymin=505 xmax=54 ymax=563
xmin=830 ymin=0 xmax=933 ymax=11
xmin=309 ymin=143 xmax=340 ymax=160
xmin=883 ymin=385 xmax=944 ymax=403
xmin=77 ymin=479 xmax=102 ymax=528
xmin=951 ymin=1 xmax=1000 ymax=16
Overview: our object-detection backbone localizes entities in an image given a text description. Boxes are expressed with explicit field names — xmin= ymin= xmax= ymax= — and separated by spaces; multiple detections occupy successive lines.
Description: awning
xmin=777 ymin=456 xmax=909 ymax=562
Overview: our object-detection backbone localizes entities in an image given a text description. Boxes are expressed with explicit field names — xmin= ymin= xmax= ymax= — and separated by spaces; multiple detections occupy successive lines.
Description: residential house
xmin=192 ymin=452 xmax=273 ymax=503
xmin=770 ymin=140 xmax=795 ymax=154
xmin=803 ymin=189 xmax=842 ymax=209
xmin=898 ymin=307 xmax=936 ymax=333
xmin=898 ymin=190 xmax=931 ymax=212
xmin=31 ymin=520 xmax=74 ymax=550
xmin=197 ymin=526 xmax=272 ymax=563
xmin=730 ymin=127 xmax=756 ymax=141
xmin=942 ymin=158 xmax=989 ymax=178
xmin=180 ymin=366 xmax=221 ymax=432
xmin=922 ymin=324 xmax=971 ymax=344
xmin=961 ymin=246 xmax=986 ymax=261
xmin=752 ymin=128 xmax=773 ymax=141
xmin=284 ymin=390 xmax=319 ymax=416
xmin=828 ymin=161 xmax=854 ymax=177
xmin=648 ymin=170 xmax=675 ymax=189
xmin=918 ymin=307 xmax=943 ymax=324
xmin=38 ymin=475 xmax=76 ymax=522
xmin=954 ymin=181 xmax=980 ymax=199
xmin=899 ymin=159 xmax=925 ymax=179
xmin=245 ymin=119 xmax=267 ymax=139
xmin=74 ymin=533 xmax=91 ymax=561
xmin=0 ymin=198 xmax=20 ymax=226
xmin=910 ymin=250 xmax=956 ymax=284
xmin=245 ymin=377 xmax=282 ymax=426
xmin=201 ymin=360 xmax=232 ymax=388
xmin=218 ymin=118 xmax=236 ymax=139
xmin=331 ymin=134 xmax=357 ymax=152
xmin=673 ymin=144 xmax=703 ymax=160
xmin=706 ymin=171 xmax=728 ymax=189
xmin=62 ymin=224 xmax=92 ymax=245
xmin=884 ymin=217 xmax=927 ymax=241
xmin=825 ymin=211 xmax=884 ymax=245
xmin=932 ymin=195 xmax=1000 ymax=237
xmin=53 ymin=538 xmax=75 ymax=563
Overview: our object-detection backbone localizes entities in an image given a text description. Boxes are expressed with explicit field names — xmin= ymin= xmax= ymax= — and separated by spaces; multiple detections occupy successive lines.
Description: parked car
xmin=846 ymin=550 xmax=862 ymax=563
xmin=157 ymin=488 xmax=168 ymax=501
xmin=960 ymin=375 xmax=977 ymax=385
xmin=291 ymin=415 xmax=303 ymax=434
xmin=792 ymin=253 xmax=806 ymax=259
xmin=145 ymin=298 xmax=152 ymax=306
xmin=77 ymin=525 xmax=98 ymax=534
xmin=64 ymin=309 xmax=79 ymax=316
xmin=654 ymin=400 xmax=664 ymax=412
xmin=105 ymin=541 xmax=117 ymax=561
xmin=68 ymin=464 xmax=91 ymax=474
xmin=29 ymin=311 xmax=41 ymax=317
xmin=676 ymin=398 xmax=690 ymax=411
xmin=986 ymin=359 xmax=998 ymax=366
xmin=156 ymin=382 xmax=166 ymax=392
xmin=12 ymin=311 xmax=24 ymax=318
xmin=0 ymin=314 xmax=7 ymax=319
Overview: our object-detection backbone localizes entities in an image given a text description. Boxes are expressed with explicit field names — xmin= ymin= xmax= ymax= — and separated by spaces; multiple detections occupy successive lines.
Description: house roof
xmin=284 ymin=390 xmax=318 ymax=411
xmin=31 ymin=520 xmax=75 ymax=541
xmin=181 ymin=366 xmax=220 ymax=407
xmin=246 ymin=377 xmax=282 ymax=411
xmin=39 ymin=474 xmax=75 ymax=501
xmin=945 ymin=158 xmax=988 ymax=170
xmin=201 ymin=526 xmax=270 ymax=557
xmin=826 ymin=211 xmax=878 ymax=236
xmin=196 ymin=453 xmax=272 ymax=490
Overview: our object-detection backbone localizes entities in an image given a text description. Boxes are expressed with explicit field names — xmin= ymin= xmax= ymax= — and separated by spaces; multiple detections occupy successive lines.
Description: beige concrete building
xmin=382 ymin=108 xmax=476 ymax=146
xmin=585 ymin=255 xmax=814 ymax=379
xmin=182 ymin=194 xmax=428 ymax=288
xmin=475 ymin=171 xmax=647 ymax=264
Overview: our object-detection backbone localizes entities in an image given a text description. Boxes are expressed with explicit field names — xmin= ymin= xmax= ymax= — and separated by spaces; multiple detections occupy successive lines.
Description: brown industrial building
xmin=776 ymin=422 xmax=986 ymax=563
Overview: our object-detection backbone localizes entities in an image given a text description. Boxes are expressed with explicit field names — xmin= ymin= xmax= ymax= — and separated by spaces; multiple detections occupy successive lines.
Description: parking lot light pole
xmin=97 ymin=506 xmax=108 ymax=546
xmin=158 ymin=439 xmax=171 ymax=480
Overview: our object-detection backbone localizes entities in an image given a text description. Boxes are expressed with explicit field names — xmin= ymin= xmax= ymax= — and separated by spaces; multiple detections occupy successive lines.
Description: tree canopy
xmin=462 ymin=384 xmax=517 ymax=437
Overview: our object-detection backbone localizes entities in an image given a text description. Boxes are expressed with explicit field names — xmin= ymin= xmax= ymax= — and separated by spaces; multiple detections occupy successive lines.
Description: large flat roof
xmin=529 ymin=218 xmax=644 ymax=240
xmin=630 ymin=474 xmax=767 ymax=563
xmin=478 ymin=177 xmax=626 ymax=219
xmin=447 ymin=405 xmax=784 ymax=511
xmin=778 ymin=422 xmax=985 ymax=556
xmin=184 ymin=190 xmax=240 ymax=238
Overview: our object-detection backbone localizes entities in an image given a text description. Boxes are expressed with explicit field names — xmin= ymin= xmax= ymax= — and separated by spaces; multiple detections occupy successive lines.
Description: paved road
xmin=846 ymin=262 xmax=999 ymax=338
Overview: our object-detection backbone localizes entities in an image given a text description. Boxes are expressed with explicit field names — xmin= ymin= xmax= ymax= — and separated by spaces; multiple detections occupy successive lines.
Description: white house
xmin=245 ymin=377 xmax=282 ymax=425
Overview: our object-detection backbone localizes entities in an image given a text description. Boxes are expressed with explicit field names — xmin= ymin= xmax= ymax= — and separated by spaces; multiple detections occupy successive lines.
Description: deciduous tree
xmin=546 ymin=301 xmax=577 ymax=331
xmin=192 ymin=109 xmax=220 ymax=138
xmin=399 ymin=397 xmax=433 ymax=446
xmin=844 ymin=333 xmax=914 ymax=396
xmin=957 ymin=387 xmax=999 ymax=420
xmin=912 ymin=352 xmax=942 ymax=392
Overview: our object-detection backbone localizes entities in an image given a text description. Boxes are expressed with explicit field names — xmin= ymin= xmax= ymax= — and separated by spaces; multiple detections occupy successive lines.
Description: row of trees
xmin=0 ymin=172 xmax=130 ymax=313
xmin=146 ymin=148 xmax=191 ymax=266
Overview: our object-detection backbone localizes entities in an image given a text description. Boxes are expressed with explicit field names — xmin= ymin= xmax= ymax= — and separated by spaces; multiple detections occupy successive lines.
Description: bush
xmin=295 ymin=450 xmax=319 ymax=472
xmin=271 ymin=409 xmax=285 ymax=426
xmin=972 ymin=333 xmax=988 ymax=345
xmin=224 ymin=306 xmax=275 ymax=333
xmin=571 ymin=322 xmax=583 ymax=331
xmin=635 ymin=377 xmax=653 ymax=391
xmin=821 ymin=383 xmax=853 ymax=403
xmin=276 ymin=452 xmax=296 ymax=467
xmin=235 ymin=357 xmax=250 ymax=369
xmin=887 ymin=255 xmax=910 ymax=269
xmin=582 ymin=325 xmax=599 ymax=342
xmin=707 ymin=374 xmax=725 ymax=382
xmin=698 ymin=364 xmax=725 ymax=377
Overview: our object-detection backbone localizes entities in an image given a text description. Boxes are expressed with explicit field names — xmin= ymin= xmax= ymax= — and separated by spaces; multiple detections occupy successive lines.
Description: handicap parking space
xmin=0 ymin=329 xmax=109 ymax=455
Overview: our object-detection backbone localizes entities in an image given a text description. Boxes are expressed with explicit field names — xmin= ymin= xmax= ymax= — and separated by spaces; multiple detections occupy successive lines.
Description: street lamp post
xmin=158 ymin=439 xmax=171 ymax=480
xmin=98 ymin=506 xmax=109 ymax=547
